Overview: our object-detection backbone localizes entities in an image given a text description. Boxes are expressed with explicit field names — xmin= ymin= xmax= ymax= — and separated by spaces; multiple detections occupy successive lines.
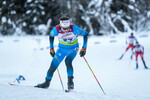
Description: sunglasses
xmin=62 ymin=27 xmax=70 ymax=30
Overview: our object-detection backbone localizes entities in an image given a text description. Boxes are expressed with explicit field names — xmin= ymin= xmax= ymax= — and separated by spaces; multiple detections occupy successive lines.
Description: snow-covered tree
xmin=0 ymin=0 xmax=150 ymax=35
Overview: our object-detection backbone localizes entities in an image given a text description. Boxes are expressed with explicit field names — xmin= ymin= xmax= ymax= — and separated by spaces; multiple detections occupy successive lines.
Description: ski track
xmin=0 ymin=34 xmax=150 ymax=100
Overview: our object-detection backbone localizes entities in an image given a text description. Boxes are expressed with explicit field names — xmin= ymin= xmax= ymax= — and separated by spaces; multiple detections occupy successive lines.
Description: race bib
xmin=58 ymin=32 xmax=78 ymax=43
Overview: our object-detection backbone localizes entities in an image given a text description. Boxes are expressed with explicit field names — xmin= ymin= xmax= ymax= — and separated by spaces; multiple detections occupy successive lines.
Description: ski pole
xmin=129 ymin=53 xmax=134 ymax=66
xmin=128 ymin=58 xmax=133 ymax=66
xmin=83 ymin=56 xmax=106 ymax=95
xmin=57 ymin=69 xmax=64 ymax=90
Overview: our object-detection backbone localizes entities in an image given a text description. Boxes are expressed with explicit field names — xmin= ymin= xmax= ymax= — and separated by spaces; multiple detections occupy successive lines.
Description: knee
xmin=65 ymin=59 xmax=72 ymax=66
xmin=48 ymin=63 xmax=58 ymax=74
xmin=48 ymin=66 xmax=56 ymax=74
xmin=141 ymin=58 xmax=144 ymax=61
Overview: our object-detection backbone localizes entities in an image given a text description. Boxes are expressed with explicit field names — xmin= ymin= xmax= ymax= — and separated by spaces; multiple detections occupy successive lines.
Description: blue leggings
xmin=46 ymin=47 xmax=78 ymax=80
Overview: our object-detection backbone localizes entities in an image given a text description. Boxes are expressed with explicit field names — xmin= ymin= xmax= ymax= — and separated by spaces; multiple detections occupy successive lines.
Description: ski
xmin=65 ymin=89 xmax=73 ymax=93
xmin=9 ymin=83 xmax=73 ymax=93
xmin=9 ymin=83 xmax=33 ymax=87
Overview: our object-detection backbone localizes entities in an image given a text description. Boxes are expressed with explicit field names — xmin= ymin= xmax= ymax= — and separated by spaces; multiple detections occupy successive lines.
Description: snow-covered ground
xmin=0 ymin=34 xmax=150 ymax=100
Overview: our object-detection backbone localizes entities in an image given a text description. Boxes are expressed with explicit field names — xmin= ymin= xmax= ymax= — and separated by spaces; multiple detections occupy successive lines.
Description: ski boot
xmin=67 ymin=76 xmax=74 ymax=90
xmin=119 ymin=54 xmax=124 ymax=60
xmin=145 ymin=66 xmax=149 ymax=69
xmin=130 ymin=55 xmax=133 ymax=60
xmin=142 ymin=60 xmax=149 ymax=69
xmin=35 ymin=78 xmax=51 ymax=89
xmin=136 ymin=63 xmax=138 ymax=69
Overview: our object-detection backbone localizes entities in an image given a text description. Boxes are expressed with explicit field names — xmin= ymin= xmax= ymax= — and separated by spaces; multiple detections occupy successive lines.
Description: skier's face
xmin=135 ymin=45 xmax=139 ymax=48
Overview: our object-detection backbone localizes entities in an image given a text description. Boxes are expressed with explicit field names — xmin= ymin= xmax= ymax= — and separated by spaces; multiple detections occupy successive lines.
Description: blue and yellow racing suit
xmin=46 ymin=24 xmax=88 ymax=80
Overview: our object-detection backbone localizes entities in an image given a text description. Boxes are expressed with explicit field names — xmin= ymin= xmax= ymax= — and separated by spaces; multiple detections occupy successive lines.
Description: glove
xmin=79 ymin=48 xmax=86 ymax=57
xmin=50 ymin=48 xmax=55 ymax=57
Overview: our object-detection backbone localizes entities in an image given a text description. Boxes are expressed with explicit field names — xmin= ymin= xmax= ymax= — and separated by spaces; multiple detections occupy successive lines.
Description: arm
xmin=131 ymin=50 xmax=135 ymax=56
xmin=131 ymin=47 xmax=135 ymax=59
xmin=82 ymin=32 xmax=88 ymax=48
xmin=80 ymin=32 xmax=88 ymax=57
xmin=135 ymin=37 xmax=138 ymax=42
xmin=49 ymin=27 xmax=58 ymax=48
xmin=126 ymin=37 xmax=128 ymax=44
xmin=49 ymin=27 xmax=58 ymax=57
xmin=73 ymin=25 xmax=88 ymax=57
xmin=49 ymin=36 xmax=54 ymax=49
xmin=49 ymin=36 xmax=55 ymax=57
xmin=141 ymin=45 xmax=144 ymax=54
xmin=73 ymin=25 xmax=88 ymax=48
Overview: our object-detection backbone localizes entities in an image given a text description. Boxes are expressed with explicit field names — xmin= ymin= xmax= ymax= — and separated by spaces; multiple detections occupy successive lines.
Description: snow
xmin=147 ymin=11 xmax=150 ymax=17
xmin=130 ymin=0 xmax=135 ymax=2
xmin=23 ymin=22 xmax=27 ymax=27
xmin=8 ymin=19 xmax=12 ymax=24
xmin=1 ymin=16 xmax=7 ymax=23
xmin=33 ymin=17 xmax=37 ymax=22
xmin=36 ymin=18 xmax=51 ymax=35
xmin=2 ymin=1 xmax=6 ymax=5
xmin=41 ymin=11 xmax=45 ymax=15
xmin=0 ymin=34 xmax=150 ymax=100
xmin=39 ymin=5 xmax=44 ymax=10
xmin=26 ymin=10 xmax=32 ymax=14
xmin=128 ymin=5 xmax=134 ymax=10
xmin=10 ymin=11 xmax=16 ymax=14
xmin=88 ymin=1 xmax=96 ymax=8
xmin=27 ymin=0 xmax=32 ymax=3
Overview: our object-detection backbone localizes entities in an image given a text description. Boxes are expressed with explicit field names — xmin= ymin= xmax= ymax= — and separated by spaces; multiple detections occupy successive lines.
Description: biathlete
xmin=35 ymin=17 xmax=88 ymax=90
xmin=131 ymin=42 xmax=148 ymax=69
xmin=119 ymin=33 xmax=138 ymax=60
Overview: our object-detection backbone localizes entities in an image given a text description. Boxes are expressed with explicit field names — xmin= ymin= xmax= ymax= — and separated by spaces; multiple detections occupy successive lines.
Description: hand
xmin=50 ymin=48 xmax=55 ymax=57
xmin=79 ymin=48 xmax=86 ymax=57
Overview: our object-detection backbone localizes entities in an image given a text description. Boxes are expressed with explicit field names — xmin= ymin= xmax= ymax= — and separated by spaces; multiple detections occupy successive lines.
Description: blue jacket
xmin=49 ymin=24 xmax=88 ymax=49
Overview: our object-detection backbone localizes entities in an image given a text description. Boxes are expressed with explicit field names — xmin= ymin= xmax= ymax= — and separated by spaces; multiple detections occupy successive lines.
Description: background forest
xmin=0 ymin=0 xmax=150 ymax=36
